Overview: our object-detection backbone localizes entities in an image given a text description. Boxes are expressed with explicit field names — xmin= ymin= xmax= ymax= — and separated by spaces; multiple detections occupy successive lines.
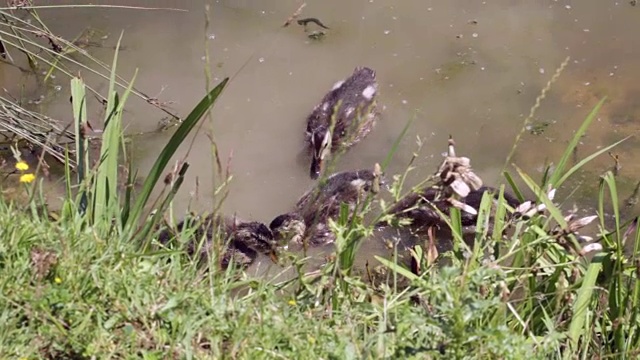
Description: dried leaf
xmin=577 ymin=235 xmax=593 ymax=243
xmin=579 ymin=242 xmax=603 ymax=256
xmin=450 ymin=179 xmax=471 ymax=198
xmin=514 ymin=201 xmax=533 ymax=214
xmin=463 ymin=171 xmax=483 ymax=190
xmin=569 ymin=215 xmax=598 ymax=232
xmin=426 ymin=226 xmax=439 ymax=265
xmin=449 ymin=198 xmax=478 ymax=215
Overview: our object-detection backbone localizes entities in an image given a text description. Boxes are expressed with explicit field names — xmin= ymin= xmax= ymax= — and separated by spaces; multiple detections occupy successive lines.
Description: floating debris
xmin=297 ymin=17 xmax=330 ymax=29
xmin=282 ymin=3 xmax=307 ymax=27
xmin=307 ymin=31 xmax=326 ymax=40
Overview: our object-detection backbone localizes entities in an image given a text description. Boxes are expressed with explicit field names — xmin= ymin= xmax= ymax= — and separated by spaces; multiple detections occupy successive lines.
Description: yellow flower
xmin=15 ymin=161 xmax=29 ymax=171
xmin=19 ymin=173 xmax=35 ymax=183
xmin=307 ymin=335 xmax=316 ymax=344
xmin=288 ymin=299 xmax=296 ymax=306
xmin=54 ymin=277 xmax=62 ymax=284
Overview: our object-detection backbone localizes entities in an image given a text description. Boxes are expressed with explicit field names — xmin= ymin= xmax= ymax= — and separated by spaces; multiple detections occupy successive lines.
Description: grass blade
xmin=381 ymin=115 xmax=414 ymax=171
xmin=555 ymin=136 xmax=630 ymax=189
xmin=548 ymin=98 xmax=606 ymax=187
xmin=93 ymin=32 xmax=125 ymax=224
xmin=568 ymin=253 xmax=604 ymax=348
xmin=125 ymin=77 xmax=229 ymax=230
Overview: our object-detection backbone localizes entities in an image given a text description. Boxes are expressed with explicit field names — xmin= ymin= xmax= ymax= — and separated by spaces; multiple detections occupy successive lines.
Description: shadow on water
xmin=2 ymin=0 xmax=640 ymax=267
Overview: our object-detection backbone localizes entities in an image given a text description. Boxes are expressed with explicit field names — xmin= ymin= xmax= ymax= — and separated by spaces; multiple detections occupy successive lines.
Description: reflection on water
xmin=2 ymin=0 xmax=640 ymax=264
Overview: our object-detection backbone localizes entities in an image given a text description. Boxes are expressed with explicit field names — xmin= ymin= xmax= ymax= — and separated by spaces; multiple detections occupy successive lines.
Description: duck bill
xmin=310 ymin=155 xmax=323 ymax=179
xmin=268 ymin=250 xmax=280 ymax=264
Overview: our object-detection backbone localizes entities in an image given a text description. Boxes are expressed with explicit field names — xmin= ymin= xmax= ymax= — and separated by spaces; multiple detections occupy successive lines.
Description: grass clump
xmin=0 ymin=198 xmax=551 ymax=359
xmin=1 ymin=11 xmax=640 ymax=360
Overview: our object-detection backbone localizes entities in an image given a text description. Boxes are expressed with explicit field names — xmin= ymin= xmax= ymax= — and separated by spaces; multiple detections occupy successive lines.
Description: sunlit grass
xmin=0 ymin=7 xmax=639 ymax=360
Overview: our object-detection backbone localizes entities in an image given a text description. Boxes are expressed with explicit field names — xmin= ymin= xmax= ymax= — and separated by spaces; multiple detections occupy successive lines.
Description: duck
xmin=384 ymin=186 xmax=522 ymax=232
xmin=306 ymin=67 xmax=379 ymax=179
xmin=157 ymin=214 xmax=281 ymax=270
xmin=270 ymin=168 xmax=383 ymax=247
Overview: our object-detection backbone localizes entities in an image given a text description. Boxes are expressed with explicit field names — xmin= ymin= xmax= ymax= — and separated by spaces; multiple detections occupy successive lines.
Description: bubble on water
xmin=258 ymin=57 xmax=265 ymax=63
xmin=539 ymin=68 xmax=545 ymax=74
xmin=401 ymin=100 xmax=408 ymax=105
xmin=54 ymin=85 xmax=62 ymax=91
xmin=383 ymin=30 xmax=391 ymax=35
xmin=472 ymin=32 xmax=478 ymax=38
xmin=565 ymin=5 xmax=572 ymax=9
xmin=207 ymin=33 xmax=216 ymax=40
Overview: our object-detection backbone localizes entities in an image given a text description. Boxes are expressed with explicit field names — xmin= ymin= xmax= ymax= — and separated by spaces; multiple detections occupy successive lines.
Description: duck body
xmin=306 ymin=67 xmax=379 ymax=179
xmin=271 ymin=169 xmax=382 ymax=246
xmin=158 ymin=214 xmax=277 ymax=269
xmin=386 ymin=186 xmax=521 ymax=230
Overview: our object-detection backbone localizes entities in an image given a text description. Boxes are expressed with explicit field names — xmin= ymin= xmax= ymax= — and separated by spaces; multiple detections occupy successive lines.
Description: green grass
xmin=1 ymin=7 xmax=640 ymax=360
xmin=3 ymin=87 xmax=639 ymax=358
xmin=0 ymin=199 xmax=551 ymax=359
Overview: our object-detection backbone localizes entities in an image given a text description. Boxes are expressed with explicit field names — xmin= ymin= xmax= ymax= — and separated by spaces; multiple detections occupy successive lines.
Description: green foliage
xmin=0 ymin=7 xmax=639 ymax=358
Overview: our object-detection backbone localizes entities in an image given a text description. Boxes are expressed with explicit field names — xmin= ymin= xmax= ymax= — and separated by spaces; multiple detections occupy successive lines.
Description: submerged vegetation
xmin=0 ymin=4 xmax=639 ymax=360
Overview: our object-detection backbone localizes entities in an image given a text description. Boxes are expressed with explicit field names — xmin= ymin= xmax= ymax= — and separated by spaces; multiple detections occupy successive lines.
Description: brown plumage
xmin=306 ymin=67 xmax=379 ymax=179
xmin=385 ymin=186 xmax=522 ymax=231
xmin=157 ymin=214 xmax=279 ymax=269
xmin=270 ymin=169 xmax=383 ymax=246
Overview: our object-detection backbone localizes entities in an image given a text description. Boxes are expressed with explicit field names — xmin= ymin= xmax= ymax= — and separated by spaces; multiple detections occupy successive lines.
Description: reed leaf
xmin=125 ymin=77 xmax=229 ymax=231
xmin=568 ymin=253 xmax=604 ymax=349
xmin=548 ymin=98 xmax=606 ymax=187
xmin=93 ymin=33 xmax=138 ymax=226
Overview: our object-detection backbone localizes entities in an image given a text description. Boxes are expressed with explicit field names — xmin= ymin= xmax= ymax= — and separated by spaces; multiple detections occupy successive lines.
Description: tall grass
xmin=0 ymin=8 xmax=639 ymax=360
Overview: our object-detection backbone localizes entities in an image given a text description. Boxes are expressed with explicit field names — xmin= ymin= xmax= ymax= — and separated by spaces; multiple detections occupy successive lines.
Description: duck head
xmin=269 ymin=213 xmax=307 ymax=245
xmin=309 ymin=126 xmax=332 ymax=179
xmin=232 ymin=222 xmax=275 ymax=251
xmin=334 ymin=168 xmax=387 ymax=198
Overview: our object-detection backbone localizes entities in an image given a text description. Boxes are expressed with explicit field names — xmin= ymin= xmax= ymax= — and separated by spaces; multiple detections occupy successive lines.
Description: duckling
xmin=157 ymin=214 xmax=279 ymax=269
xmin=385 ymin=186 xmax=521 ymax=231
xmin=306 ymin=67 xmax=379 ymax=179
xmin=271 ymin=169 xmax=382 ymax=246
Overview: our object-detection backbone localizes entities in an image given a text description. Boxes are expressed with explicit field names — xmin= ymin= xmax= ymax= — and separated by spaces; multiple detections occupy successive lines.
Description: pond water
xmin=2 ymin=0 xmax=639 ymax=268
